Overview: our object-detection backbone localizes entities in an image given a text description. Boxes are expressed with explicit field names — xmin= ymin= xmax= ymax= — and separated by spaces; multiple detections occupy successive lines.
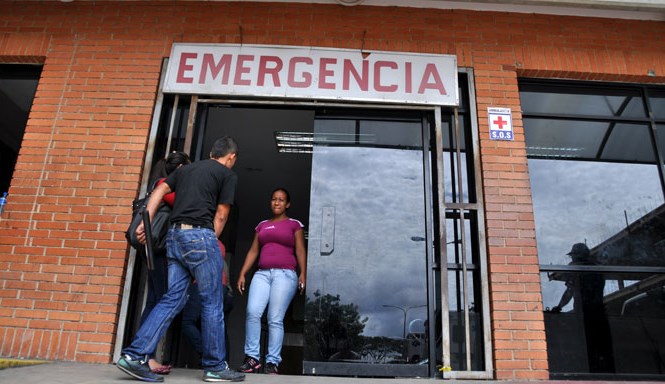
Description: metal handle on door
xmin=321 ymin=206 xmax=335 ymax=255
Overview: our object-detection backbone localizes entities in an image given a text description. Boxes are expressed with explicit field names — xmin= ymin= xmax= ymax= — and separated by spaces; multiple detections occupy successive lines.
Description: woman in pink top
xmin=236 ymin=188 xmax=307 ymax=375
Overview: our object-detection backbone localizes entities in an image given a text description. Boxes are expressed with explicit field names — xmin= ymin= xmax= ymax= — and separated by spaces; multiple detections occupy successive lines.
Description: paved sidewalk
xmin=0 ymin=361 xmax=473 ymax=384
xmin=1 ymin=361 xmax=663 ymax=384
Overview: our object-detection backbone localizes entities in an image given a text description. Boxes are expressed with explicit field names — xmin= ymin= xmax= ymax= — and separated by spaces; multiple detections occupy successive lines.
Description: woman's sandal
xmin=150 ymin=364 xmax=172 ymax=375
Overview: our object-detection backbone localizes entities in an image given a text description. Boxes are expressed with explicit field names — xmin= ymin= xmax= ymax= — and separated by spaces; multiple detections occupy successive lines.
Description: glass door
xmin=303 ymin=110 xmax=433 ymax=377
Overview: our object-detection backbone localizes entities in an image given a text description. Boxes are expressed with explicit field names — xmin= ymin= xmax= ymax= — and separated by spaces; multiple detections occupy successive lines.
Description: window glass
xmin=530 ymin=159 xmax=663 ymax=267
xmin=0 ymin=65 xmax=42 ymax=194
xmin=520 ymin=86 xmax=646 ymax=118
xmin=523 ymin=80 xmax=665 ymax=377
xmin=448 ymin=270 xmax=484 ymax=372
xmin=649 ymin=90 xmax=665 ymax=120
xmin=542 ymin=271 xmax=665 ymax=374
xmin=525 ymin=119 xmax=654 ymax=163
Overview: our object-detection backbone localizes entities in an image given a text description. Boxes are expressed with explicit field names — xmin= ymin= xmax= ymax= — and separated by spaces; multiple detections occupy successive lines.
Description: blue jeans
xmin=244 ymin=269 xmax=297 ymax=365
xmin=182 ymin=284 xmax=234 ymax=356
xmin=138 ymin=252 xmax=167 ymax=359
xmin=122 ymin=227 xmax=228 ymax=372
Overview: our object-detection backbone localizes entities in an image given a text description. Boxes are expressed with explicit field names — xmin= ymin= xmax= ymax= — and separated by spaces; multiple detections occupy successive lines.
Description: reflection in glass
xmin=520 ymin=86 xmax=645 ymax=118
xmin=525 ymin=120 xmax=654 ymax=163
xmin=542 ymin=271 xmax=665 ymax=374
xmin=445 ymin=210 xmax=485 ymax=371
xmin=304 ymin=118 xmax=429 ymax=371
xmin=529 ymin=159 xmax=664 ymax=267
xmin=649 ymin=91 xmax=665 ymax=120
xmin=523 ymin=80 xmax=665 ymax=377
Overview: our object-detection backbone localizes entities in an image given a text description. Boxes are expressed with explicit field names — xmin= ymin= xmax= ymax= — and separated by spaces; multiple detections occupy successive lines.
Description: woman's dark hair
xmin=150 ymin=151 xmax=191 ymax=181
xmin=165 ymin=151 xmax=191 ymax=175
xmin=272 ymin=187 xmax=290 ymax=203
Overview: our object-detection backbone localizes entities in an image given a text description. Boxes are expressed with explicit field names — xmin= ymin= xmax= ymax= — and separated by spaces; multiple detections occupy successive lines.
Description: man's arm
xmin=214 ymin=203 xmax=231 ymax=239
xmin=135 ymin=182 xmax=171 ymax=244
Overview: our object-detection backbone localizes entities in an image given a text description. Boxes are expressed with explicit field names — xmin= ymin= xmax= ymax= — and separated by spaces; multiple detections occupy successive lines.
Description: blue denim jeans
xmin=138 ymin=252 xmax=167 ymax=359
xmin=182 ymin=283 xmax=234 ymax=357
xmin=244 ymin=268 xmax=297 ymax=365
xmin=122 ymin=227 xmax=228 ymax=371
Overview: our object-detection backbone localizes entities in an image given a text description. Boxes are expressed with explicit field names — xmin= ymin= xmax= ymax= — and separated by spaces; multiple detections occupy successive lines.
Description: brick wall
xmin=0 ymin=1 xmax=664 ymax=378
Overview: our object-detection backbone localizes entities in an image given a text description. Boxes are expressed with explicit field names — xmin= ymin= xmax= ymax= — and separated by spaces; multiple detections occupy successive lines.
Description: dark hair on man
xmin=272 ymin=187 xmax=291 ymax=203
xmin=210 ymin=136 xmax=239 ymax=159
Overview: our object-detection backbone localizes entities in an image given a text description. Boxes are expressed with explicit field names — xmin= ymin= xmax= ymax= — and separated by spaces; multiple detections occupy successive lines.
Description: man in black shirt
xmin=117 ymin=136 xmax=245 ymax=383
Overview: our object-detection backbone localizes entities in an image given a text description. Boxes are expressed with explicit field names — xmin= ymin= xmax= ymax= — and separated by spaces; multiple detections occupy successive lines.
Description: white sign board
xmin=488 ymin=107 xmax=514 ymax=141
xmin=163 ymin=44 xmax=458 ymax=106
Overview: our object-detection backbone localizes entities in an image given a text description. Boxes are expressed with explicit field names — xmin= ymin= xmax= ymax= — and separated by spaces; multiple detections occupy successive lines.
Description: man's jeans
xmin=244 ymin=269 xmax=297 ymax=365
xmin=182 ymin=283 xmax=234 ymax=357
xmin=137 ymin=252 xmax=167 ymax=359
xmin=122 ymin=227 xmax=228 ymax=371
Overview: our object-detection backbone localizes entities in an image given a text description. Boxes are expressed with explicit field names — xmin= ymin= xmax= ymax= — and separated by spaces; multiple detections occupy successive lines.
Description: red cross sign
xmin=488 ymin=107 xmax=513 ymax=141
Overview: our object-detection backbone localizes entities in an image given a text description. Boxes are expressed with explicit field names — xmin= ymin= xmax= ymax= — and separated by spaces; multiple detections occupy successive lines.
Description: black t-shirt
xmin=165 ymin=158 xmax=238 ymax=228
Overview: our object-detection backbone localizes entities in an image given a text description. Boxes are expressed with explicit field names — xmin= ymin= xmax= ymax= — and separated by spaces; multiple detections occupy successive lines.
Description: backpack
xmin=125 ymin=179 xmax=171 ymax=254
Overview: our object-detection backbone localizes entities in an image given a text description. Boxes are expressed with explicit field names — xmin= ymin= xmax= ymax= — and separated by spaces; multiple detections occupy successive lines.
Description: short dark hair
xmin=211 ymin=136 xmax=239 ymax=159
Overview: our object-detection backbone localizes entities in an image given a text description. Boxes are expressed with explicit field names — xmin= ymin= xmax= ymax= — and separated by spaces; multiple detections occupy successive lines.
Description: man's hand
xmin=135 ymin=222 xmax=146 ymax=245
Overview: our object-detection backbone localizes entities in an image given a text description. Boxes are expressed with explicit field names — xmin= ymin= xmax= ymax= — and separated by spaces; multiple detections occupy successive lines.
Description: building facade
xmin=1 ymin=0 xmax=664 ymax=380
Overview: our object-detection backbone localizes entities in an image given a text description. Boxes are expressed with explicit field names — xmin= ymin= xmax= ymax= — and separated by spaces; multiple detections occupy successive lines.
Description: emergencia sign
xmin=163 ymin=43 xmax=459 ymax=106
xmin=488 ymin=107 xmax=514 ymax=141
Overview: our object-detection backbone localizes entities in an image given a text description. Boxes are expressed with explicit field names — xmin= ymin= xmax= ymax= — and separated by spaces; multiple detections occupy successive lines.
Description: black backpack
xmin=125 ymin=179 xmax=171 ymax=254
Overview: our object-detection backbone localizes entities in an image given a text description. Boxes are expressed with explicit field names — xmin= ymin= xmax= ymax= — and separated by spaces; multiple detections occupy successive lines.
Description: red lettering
xmin=374 ymin=61 xmax=398 ymax=92
xmin=405 ymin=62 xmax=412 ymax=94
xmin=318 ymin=58 xmax=337 ymax=90
xmin=342 ymin=59 xmax=368 ymax=91
xmin=258 ymin=56 xmax=283 ymax=87
xmin=288 ymin=57 xmax=313 ymax=88
xmin=199 ymin=53 xmax=232 ymax=84
xmin=418 ymin=64 xmax=446 ymax=95
xmin=234 ymin=55 xmax=254 ymax=86
xmin=176 ymin=52 xmax=197 ymax=84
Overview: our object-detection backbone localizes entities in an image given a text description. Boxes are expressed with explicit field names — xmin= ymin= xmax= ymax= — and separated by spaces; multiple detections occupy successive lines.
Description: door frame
xmin=116 ymin=65 xmax=494 ymax=379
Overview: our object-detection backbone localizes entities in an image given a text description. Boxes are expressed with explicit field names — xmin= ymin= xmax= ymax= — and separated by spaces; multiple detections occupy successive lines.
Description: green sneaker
xmin=203 ymin=367 xmax=246 ymax=382
xmin=117 ymin=355 xmax=164 ymax=383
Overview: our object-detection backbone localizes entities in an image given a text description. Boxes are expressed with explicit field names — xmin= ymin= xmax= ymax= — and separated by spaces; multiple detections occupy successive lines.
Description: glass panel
xmin=448 ymin=270 xmax=484 ymax=371
xmin=656 ymin=124 xmax=665 ymax=163
xmin=603 ymin=123 xmax=656 ymax=163
xmin=525 ymin=119 xmax=655 ymax=163
xmin=542 ymin=271 xmax=665 ymax=374
xmin=0 ymin=65 xmax=42 ymax=194
xmin=304 ymin=118 xmax=428 ymax=369
xmin=649 ymin=90 xmax=665 ymax=120
xmin=529 ymin=159 xmax=664 ymax=267
xmin=520 ymin=86 xmax=646 ymax=118
xmin=443 ymin=116 xmax=471 ymax=204
xmin=446 ymin=212 xmax=474 ymax=267
xmin=361 ymin=120 xmax=422 ymax=148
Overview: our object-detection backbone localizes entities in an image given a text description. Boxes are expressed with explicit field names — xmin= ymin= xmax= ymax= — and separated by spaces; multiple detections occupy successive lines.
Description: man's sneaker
xmin=237 ymin=356 xmax=261 ymax=373
xmin=203 ymin=367 xmax=246 ymax=382
xmin=265 ymin=362 xmax=278 ymax=375
xmin=117 ymin=355 xmax=164 ymax=383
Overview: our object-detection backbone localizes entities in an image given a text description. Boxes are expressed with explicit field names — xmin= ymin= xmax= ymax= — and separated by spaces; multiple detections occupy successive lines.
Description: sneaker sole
xmin=117 ymin=362 xmax=164 ymax=383
xmin=203 ymin=375 xmax=245 ymax=382
xmin=238 ymin=365 xmax=261 ymax=373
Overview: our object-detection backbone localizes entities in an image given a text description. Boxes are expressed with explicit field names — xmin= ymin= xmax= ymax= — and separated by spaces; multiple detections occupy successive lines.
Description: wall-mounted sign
xmin=488 ymin=107 xmax=514 ymax=141
xmin=163 ymin=43 xmax=458 ymax=106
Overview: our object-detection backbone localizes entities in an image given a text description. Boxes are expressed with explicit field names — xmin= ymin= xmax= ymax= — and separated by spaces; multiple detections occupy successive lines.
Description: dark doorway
xmin=194 ymin=104 xmax=435 ymax=377
xmin=0 ymin=64 xmax=42 ymax=196
xmin=193 ymin=105 xmax=314 ymax=374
